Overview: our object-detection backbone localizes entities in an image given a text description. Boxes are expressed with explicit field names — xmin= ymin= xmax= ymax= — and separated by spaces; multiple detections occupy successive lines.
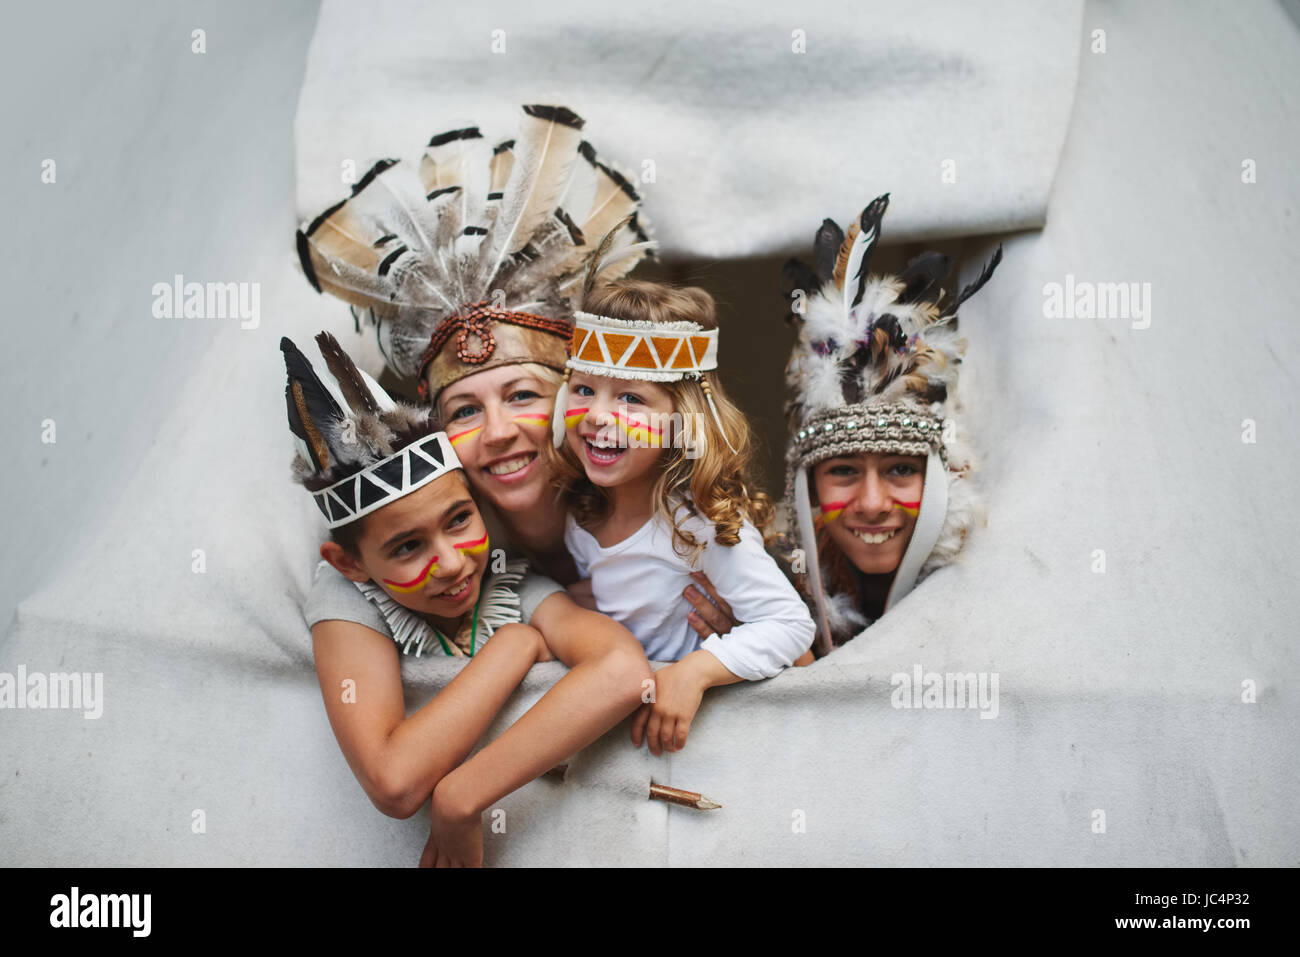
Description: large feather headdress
xmin=295 ymin=104 xmax=654 ymax=401
xmin=282 ymin=332 xmax=462 ymax=530
xmin=781 ymin=193 xmax=1001 ymax=653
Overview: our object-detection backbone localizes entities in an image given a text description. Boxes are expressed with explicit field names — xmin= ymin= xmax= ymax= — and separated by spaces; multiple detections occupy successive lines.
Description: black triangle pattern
xmin=371 ymin=455 xmax=406 ymax=490
xmin=357 ymin=474 xmax=388 ymax=510
xmin=408 ymin=448 xmax=437 ymax=484
xmin=420 ymin=436 xmax=445 ymax=465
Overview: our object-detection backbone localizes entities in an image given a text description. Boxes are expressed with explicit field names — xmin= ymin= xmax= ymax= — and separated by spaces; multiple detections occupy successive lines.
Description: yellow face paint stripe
xmin=453 ymin=531 xmax=489 ymax=555
xmin=818 ymin=500 xmax=850 ymax=523
xmin=614 ymin=409 xmax=663 ymax=447
xmin=564 ymin=407 xmax=589 ymax=428
xmin=511 ymin=413 xmax=550 ymax=427
xmin=892 ymin=499 xmax=921 ymax=517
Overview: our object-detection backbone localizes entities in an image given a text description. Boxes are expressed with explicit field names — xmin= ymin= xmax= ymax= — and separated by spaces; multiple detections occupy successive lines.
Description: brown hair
xmin=550 ymin=279 xmax=774 ymax=562
xmin=330 ymin=515 xmax=367 ymax=559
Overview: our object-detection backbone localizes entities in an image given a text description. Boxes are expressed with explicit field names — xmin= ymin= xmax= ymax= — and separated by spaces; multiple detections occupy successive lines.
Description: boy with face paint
xmin=283 ymin=333 xmax=652 ymax=866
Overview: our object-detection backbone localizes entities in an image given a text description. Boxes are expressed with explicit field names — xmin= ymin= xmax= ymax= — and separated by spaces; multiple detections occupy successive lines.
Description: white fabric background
xmin=2 ymin=0 xmax=1297 ymax=866
xmin=295 ymin=0 xmax=1085 ymax=256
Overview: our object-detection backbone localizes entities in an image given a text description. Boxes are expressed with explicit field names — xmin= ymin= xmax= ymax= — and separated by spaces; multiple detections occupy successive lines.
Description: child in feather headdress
xmin=282 ymin=332 xmax=652 ymax=867
xmin=549 ymin=279 xmax=816 ymax=756
xmin=780 ymin=193 xmax=1002 ymax=654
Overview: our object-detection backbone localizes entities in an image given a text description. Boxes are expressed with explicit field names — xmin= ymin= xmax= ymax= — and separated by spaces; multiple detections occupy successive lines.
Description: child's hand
xmin=422 ymin=778 xmax=484 ymax=867
xmin=630 ymin=659 xmax=708 ymax=756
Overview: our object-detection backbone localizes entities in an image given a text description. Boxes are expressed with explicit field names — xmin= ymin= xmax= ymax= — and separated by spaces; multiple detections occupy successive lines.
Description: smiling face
xmin=435 ymin=365 xmax=560 ymax=515
xmin=563 ymin=370 xmax=673 ymax=488
xmin=322 ymin=470 xmax=490 ymax=626
xmin=812 ymin=451 xmax=927 ymax=576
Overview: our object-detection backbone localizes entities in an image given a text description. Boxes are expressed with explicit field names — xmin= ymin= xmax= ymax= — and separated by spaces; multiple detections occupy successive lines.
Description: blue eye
xmin=510 ymin=390 xmax=540 ymax=403
xmin=575 ymin=384 xmax=594 ymax=397
xmin=449 ymin=404 xmax=478 ymax=420
xmin=619 ymin=393 xmax=644 ymax=405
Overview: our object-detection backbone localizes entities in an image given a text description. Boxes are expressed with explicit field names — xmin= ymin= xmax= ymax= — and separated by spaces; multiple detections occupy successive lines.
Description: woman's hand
xmin=565 ymin=577 xmax=598 ymax=612
xmin=683 ymin=570 xmax=739 ymax=639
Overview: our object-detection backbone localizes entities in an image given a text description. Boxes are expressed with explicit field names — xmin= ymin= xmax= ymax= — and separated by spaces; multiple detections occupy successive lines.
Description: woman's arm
xmin=311 ymin=617 xmax=545 ymax=820
xmin=424 ymin=592 xmax=652 ymax=866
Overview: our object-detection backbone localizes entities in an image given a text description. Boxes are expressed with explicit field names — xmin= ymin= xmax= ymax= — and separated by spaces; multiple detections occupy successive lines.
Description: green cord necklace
xmin=431 ymin=589 xmax=482 ymax=657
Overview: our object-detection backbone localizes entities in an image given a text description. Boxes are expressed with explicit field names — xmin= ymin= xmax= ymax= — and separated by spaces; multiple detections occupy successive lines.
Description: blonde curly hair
xmin=548 ymin=279 xmax=774 ymax=563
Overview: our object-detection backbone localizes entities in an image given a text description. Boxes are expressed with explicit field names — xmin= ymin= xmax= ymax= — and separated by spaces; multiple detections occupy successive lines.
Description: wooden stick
xmin=649 ymin=782 xmax=722 ymax=810
xmin=544 ymin=765 xmax=721 ymax=810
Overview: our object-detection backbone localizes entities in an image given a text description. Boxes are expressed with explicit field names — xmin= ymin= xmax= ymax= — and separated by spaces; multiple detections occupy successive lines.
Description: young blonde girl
xmin=549 ymin=280 xmax=815 ymax=756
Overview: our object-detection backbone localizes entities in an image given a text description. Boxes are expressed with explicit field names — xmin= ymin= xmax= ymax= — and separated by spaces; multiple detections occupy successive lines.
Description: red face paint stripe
xmin=382 ymin=553 xmax=439 ymax=590
xmin=453 ymin=531 xmax=489 ymax=551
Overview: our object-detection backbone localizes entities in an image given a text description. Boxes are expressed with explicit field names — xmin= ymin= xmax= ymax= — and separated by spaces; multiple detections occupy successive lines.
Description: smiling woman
xmin=780 ymin=194 xmax=1003 ymax=653
xmin=433 ymin=363 xmax=575 ymax=581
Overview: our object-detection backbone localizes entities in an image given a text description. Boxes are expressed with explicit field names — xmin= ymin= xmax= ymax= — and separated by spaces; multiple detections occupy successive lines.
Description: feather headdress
xmin=295 ymin=104 xmax=655 ymax=401
xmin=781 ymin=193 xmax=1001 ymax=653
xmin=282 ymin=332 xmax=462 ymax=529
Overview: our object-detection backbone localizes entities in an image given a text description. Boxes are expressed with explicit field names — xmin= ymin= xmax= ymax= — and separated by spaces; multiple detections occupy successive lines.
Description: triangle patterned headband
xmin=565 ymin=311 xmax=719 ymax=382
xmin=313 ymin=432 xmax=461 ymax=529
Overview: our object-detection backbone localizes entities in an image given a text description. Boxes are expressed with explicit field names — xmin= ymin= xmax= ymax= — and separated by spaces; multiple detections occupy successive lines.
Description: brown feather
xmin=832 ymin=220 xmax=860 ymax=291
xmin=581 ymin=214 xmax=635 ymax=303
xmin=315 ymin=332 xmax=381 ymax=416
xmin=292 ymin=382 xmax=331 ymax=469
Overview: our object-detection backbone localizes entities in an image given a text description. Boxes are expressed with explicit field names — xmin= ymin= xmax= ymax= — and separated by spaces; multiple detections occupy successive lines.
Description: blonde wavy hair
xmin=548 ymin=280 xmax=774 ymax=563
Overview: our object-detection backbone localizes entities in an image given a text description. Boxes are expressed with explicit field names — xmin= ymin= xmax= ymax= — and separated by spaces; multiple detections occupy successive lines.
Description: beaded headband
xmin=787 ymin=400 xmax=946 ymax=475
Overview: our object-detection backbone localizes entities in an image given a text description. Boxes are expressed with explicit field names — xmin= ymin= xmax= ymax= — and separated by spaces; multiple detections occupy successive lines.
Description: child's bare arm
xmin=424 ymin=593 xmax=652 ymax=865
xmin=311 ymin=618 xmax=544 ymax=820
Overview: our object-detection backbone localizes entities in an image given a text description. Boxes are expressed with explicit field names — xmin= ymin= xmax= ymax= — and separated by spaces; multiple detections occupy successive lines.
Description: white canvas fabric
xmin=2 ymin=0 xmax=1297 ymax=866
xmin=294 ymin=0 xmax=1086 ymax=257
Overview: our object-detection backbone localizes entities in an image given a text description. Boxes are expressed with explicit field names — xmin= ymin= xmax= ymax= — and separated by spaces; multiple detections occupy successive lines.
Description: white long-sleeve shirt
xmin=564 ymin=504 xmax=815 ymax=680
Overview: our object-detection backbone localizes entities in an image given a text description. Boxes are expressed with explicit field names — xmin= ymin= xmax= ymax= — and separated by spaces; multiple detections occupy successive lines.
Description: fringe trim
xmin=573 ymin=311 xmax=702 ymax=333
xmin=564 ymin=359 xmax=696 ymax=383
xmin=354 ymin=558 xmax=529 ymax=657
